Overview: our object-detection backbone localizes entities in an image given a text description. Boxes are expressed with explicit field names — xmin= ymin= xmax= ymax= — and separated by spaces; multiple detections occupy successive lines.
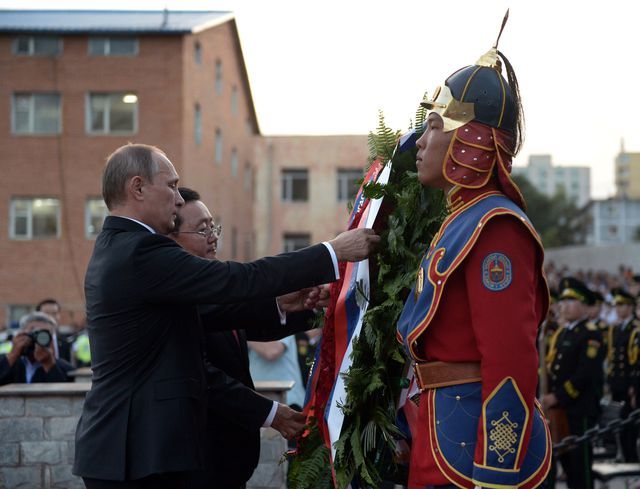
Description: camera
xmin=22 ymin=329 xmax=53 ymax=357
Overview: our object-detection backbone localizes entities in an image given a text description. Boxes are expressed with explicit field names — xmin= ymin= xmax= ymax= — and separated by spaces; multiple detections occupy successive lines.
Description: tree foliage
xmin=512 ymin=174 xmax=590 ymax=247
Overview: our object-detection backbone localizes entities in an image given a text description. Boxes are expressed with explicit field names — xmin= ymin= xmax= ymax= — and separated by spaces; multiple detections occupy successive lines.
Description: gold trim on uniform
xmin=489 ymin=410 xmax=518 ymax=463
xmin=563 ymin=380 xmax=579 ymax=399
xmin=415 ymin=267 xmax=424 ymax=300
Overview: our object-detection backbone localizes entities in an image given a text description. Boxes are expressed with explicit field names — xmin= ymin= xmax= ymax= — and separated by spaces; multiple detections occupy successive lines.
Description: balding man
xmin=73 ymin=144 xmax=378 ymax=489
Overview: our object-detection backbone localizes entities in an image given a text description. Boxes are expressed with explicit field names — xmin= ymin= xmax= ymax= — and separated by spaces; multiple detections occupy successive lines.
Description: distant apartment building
xmin=615 ymin=140 xmax=640 ymax=198
xmin=512 ymin=154 xmax=591 ymax=207
xmin=254 ymin=135 xmax=369 ymax=257
xmin=0 ymin=10 xmax=260 ymax=324
xmin=585 ymin=198 xmax=640 ymax=245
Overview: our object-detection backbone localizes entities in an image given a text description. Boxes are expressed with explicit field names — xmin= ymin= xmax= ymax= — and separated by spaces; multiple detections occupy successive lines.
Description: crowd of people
xmin=541 ymin=265 xmax=640 ymax=488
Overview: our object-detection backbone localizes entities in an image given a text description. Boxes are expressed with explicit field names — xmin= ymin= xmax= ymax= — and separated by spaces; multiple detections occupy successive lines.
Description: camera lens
xmin=33 ymin=330 xmax=52 ymax=347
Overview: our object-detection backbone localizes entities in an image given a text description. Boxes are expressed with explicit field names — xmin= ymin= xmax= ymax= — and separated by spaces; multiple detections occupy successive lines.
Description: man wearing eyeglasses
xmin=170 ymin=187 xmax=319 ymax=489
xmin=74 ymin=143 xmax=378 ymax=489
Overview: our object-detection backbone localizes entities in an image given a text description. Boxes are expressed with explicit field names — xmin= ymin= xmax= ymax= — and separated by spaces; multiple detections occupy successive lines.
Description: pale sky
xmin=4 ymin=0 xmax=640 ymax=198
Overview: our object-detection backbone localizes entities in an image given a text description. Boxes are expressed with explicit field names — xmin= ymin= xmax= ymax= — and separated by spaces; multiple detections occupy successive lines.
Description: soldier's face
xmin=416 ymin=113 xmax=452 ymax=189
xmin=616 ymin=304 xmax=633 ymax=321
xmin=559 ymin=298 xmax=586 ymax=323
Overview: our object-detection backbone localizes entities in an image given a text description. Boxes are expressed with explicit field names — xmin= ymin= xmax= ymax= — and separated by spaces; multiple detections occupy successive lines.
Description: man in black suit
xmin=0 ymin=311 xmax=74 ymax=385
xmin=73 ymin=143 xmax=377 ymax=489
xmin=170 ymin=187 xmax=320 ymax=489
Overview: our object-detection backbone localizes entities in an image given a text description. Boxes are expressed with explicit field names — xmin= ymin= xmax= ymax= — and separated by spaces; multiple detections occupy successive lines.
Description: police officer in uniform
xmin=607 ymin=287 xmax=640 ymax=462
xmin=543 ymin=277 xmax=604 ymax=489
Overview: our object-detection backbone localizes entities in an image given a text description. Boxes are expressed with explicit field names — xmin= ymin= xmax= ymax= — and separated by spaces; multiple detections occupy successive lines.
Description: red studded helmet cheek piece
xmin=443 ymin=121 xmax=497 ymax=188
xmin=443 ymin=121 xmax=526 ymax=209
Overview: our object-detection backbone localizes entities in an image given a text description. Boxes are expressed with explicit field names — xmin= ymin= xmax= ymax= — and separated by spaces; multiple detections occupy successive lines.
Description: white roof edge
xmin=190 ymin=12 xmax=235 ymax=34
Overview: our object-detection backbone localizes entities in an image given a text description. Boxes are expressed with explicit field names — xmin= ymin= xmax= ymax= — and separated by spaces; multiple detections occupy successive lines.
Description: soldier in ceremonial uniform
xmin=607 ymin=288 xmax=640 ymax=462
xmin=543 ymin=278 xmax=604 ymax=489
xmin=396 ymin=13 xmax=551 ymax=489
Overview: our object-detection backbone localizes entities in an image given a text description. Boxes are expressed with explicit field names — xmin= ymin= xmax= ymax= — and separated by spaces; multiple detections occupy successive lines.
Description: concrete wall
xmin=545 ymin=243 xmax=640 ymax=273
xmin=0 ymin=382 xmax=290 ymax=489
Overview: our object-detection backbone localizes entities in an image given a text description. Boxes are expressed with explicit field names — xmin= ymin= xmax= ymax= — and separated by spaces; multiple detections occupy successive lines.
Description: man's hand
xmin=277 ymin=285 xmax=331 ymax=312
xmin=270 ymin=403 xmax=306 ymax=440
xmin=5 ymin=333 xmax=30 ymax=367
xmin=329 ymin=228 xmax=380 ymax=262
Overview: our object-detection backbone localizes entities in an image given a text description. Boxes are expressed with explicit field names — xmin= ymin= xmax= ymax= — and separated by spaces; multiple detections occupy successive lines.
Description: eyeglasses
xmin=176 ymin=224 xmax=222 ymax=239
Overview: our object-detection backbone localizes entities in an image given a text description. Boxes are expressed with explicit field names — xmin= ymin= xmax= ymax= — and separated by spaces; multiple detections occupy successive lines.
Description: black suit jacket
xmin=73 ymin=216 xmax=335 ymax=481
xmin=190 ymin=306 xmax=314 ymax=488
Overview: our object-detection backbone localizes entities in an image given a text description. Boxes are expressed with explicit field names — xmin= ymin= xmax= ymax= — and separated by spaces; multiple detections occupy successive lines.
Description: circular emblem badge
xmin=482 ymin=253 xmax=512 ymax=291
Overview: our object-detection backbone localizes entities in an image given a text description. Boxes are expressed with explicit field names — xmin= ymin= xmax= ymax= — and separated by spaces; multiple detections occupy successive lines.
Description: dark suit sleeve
xmin=206 ymin=364 xmax=274 ymax=430
xmin=245 ymin=311 xmax=316 ymax=342
xmin=198 ymin=300 xmax=281 ymax=331
xmin=134 ymin=237 xmax=336 ymax=305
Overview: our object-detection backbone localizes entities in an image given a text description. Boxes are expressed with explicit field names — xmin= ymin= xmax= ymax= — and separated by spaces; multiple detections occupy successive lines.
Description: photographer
xmin=0 ymin=312 xmax=73 ymax=385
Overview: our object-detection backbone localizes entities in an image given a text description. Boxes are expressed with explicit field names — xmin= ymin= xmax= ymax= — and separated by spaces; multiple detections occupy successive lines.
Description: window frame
xmin=337 ymin=168 xmax=362 ymax=202
xmin=11 ymin=92 xmax=62 ymax=135
xmin=281 ymin=169 xmax=309 ymax=202
xmin=9 ymin=197 xmax=61 ymax=240
xmin=282 ymin=232 xmax=311 ymax=252
xmin=194 ymin=103 xmax=202 ymax=146
xmin=215 ymin=129 xmax=223 ymax=164
xmin=88 ymin=37 xmax=139 ymax=56
xmin=86 ymin=92 xmax=138 ymax=136
xmin=215 ymin=59 xmax=223 ymax=95
xmin=12 ymin=35 xmax=62 ymax=56
xmin=85 ymin=198 xmax=109 ymax=239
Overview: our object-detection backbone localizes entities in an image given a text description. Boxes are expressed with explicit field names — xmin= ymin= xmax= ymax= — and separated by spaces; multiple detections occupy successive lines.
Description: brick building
xmin=254 ymin=135 xmax=368 ymax=257
xmin=0 ymin=10 xmax=260 ymax=325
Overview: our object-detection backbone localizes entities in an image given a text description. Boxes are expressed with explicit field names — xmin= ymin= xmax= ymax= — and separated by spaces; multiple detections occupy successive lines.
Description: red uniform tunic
xmin=404 ymin=186 xmax=550 ymax=488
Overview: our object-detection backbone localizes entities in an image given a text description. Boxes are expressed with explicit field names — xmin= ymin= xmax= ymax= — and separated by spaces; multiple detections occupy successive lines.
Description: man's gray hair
xmin=102 ymin=143 xmax=166 ymax=210
xmin=19 ymin=311 xmax=57 ymax=330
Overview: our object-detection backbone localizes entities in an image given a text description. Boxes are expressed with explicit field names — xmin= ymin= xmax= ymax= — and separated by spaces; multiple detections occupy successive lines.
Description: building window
xmin=244 ymin=163 xmax=252 ymax=192
xmin=8 ymin=305 xmax=33 ymax=327
xmin=337 ymin=169 xmax=362 ymax=201
xmin=12 ymin=93 xmax=61 ymax=134
xmin=194 ymin=41 xmax=202 ymax=65
xmin=281 ymin=169 xmax=309 ymax=202
xmin=88 ymin=37 xmax=138 ymax=56
xmin=194 ymin=104 xmax=202 ymax=145
xmin=10 ymin=198 xmax=60 ymax=239
xmin=283 ymin=233 xmax=311 ymax=252
xmin=13 ymin=36 xmax=61 ymax=56
xmin=215 ymin=60 xmax=223 ymax=94
xmin=231 ymin=148 xmax=238 ymax=177
xmin=87 ymin=92 xmax=137 ymax=135
xmin=85 ymin=198 xmax=109 ymax=239
xmin=215 ymin=129 xmax=223 ymax=164
xmin=231 ymin=85 xmax=238 ymax=116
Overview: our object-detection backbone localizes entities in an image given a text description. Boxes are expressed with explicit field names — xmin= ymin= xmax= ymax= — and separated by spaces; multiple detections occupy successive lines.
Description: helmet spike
xmin=494 ymin=9 xmax=510 ymax=49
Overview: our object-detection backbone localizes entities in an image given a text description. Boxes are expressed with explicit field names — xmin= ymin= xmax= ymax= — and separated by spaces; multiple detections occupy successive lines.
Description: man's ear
xmin=129 ymin=176 xmax=145 ymax=201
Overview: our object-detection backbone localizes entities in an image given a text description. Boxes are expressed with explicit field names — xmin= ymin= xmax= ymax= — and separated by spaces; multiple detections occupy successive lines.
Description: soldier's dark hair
xmin=35 ymin=298 xmax=60 ymax=312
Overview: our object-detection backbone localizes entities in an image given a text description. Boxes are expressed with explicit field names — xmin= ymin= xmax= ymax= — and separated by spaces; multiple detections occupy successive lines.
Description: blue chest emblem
xmin=482 ymin=253 xmax=512 ymax=291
